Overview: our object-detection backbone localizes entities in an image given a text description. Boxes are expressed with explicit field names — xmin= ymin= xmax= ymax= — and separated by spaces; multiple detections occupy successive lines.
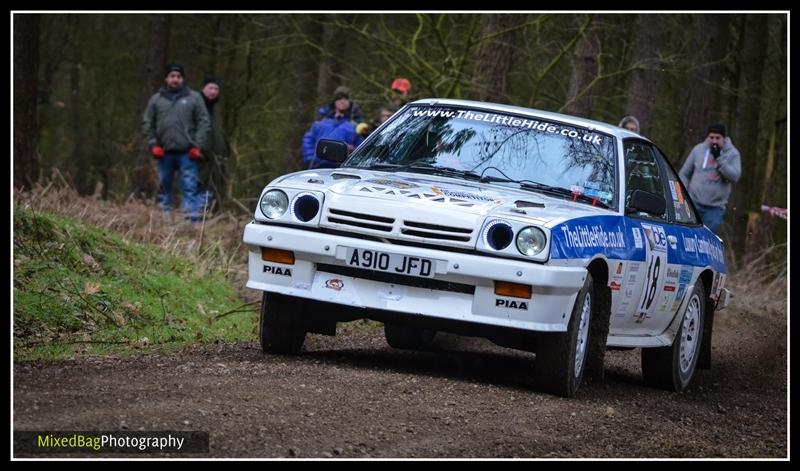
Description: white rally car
xmin=243 ymin=99 xmax=731 ymax=397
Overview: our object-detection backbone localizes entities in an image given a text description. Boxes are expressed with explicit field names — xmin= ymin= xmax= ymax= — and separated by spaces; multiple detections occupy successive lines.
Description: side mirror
xmin=627 ymin=189 xmax=666 ymax=217
xmin=315 ymin=139 xmax=348 ymax=163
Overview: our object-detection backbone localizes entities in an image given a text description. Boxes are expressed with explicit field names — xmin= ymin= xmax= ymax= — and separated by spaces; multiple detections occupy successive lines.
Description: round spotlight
xmin=291 ymin=192 xmax=320 ymax=222
xmin=516 ymin=226 xmax=547 ymax=256
xmin=483 ymin=220 xmax=513 ymax=251
xmin=260 ymin=190 xmax=288 ymax=219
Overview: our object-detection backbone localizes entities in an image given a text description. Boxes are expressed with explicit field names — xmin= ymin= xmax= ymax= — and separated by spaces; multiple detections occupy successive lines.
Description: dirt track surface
xmin=14 ymin=304 xmax=787 ymax=459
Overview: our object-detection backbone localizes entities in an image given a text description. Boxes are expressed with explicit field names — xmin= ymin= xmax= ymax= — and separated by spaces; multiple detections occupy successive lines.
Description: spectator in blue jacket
xmin=302 ymin=87 xmax=364 ymax=169
xmin=316 ymin=86 xmax=363 ymax=123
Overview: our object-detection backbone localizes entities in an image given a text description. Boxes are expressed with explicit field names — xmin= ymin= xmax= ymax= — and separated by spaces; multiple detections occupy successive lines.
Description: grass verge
xmin=13 ymin=205 xmax=256 ymax=361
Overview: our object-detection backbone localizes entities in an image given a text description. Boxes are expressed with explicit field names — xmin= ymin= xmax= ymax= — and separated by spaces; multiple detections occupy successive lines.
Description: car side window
xmin=624 ymin=140 xmax=667 ymax=220
xmin=653 ymin=147 xmax=699 ymax=225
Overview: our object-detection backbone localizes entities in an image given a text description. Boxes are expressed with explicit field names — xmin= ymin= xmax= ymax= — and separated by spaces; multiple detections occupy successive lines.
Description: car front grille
xmin=400 ymin=220 xmax=473 ymax=242
xmin=327 ymin=208 xmax=394 ymax=232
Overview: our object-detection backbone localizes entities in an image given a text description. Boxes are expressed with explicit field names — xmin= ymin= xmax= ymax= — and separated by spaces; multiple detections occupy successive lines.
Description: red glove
xmin=151 ymin=145 xmax=165 ymax=159
xmin=188 ymin=147 xmax=202 ymax=160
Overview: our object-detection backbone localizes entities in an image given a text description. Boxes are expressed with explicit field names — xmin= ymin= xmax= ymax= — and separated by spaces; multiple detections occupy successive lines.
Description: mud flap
xmin=584 ymin=284 xmax=612 ymax=381
xmin=697 ymin=297 xmax=716 ymax=369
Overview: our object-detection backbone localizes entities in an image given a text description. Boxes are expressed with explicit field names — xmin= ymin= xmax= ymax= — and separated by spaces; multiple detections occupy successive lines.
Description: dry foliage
xmin=725 ymin=245 xmax=788 ymax=320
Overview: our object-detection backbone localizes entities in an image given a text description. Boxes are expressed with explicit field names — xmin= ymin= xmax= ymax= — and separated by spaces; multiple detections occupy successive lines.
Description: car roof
xmin=409 ymin=98 xmax=650 ymax=142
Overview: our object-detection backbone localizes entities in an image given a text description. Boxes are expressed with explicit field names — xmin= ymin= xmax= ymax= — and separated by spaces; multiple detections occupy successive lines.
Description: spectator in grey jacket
xmin=142 ymin=64 xmax=211 ymax=222
xmin=679 ymin=123 xmax=741 ymax=233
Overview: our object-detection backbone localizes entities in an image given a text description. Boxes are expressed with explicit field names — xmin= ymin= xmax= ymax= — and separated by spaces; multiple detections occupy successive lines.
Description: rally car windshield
xmin=345 ymin=106 xmax=618 ymax=208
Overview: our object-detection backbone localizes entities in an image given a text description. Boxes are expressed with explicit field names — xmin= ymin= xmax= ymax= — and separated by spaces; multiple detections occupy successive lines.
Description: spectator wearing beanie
xmin=141 ymin=63 xmax=211 ymax=222
xmin=198 ymin=75 xmax=229 ymax=211
xmin=678 ymin=122 xmax=742 ymax=233
xmin=316 ymin=86 xmax=363 ymax=123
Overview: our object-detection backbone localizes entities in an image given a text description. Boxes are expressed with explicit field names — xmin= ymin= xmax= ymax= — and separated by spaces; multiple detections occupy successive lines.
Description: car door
xmin=651 ymin=146 xmax=706 ymax=321
xmin=616 ymin=140 xmax=673 ymax=334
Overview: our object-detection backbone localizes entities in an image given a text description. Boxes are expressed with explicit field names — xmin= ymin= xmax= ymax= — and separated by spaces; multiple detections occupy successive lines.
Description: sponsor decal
xmin=263 ymin=265 xmax=292 ymax=276
xmin=671 ymin=267 xmax=694 ymax=311
xmin=641 ymin=223 xmax=667 ymax=251
xmin=668 ymin=237 xmax=678 ymax=251
xmin=665 ymin=267 xmax=680 ymax=283
xmin=674 ymin=181 xmax=685 ymax=204
xmin=411 ymin=108 xmax=608 ymax=146
xmin=558 ymin=225 xmax=625 ymax=250
xmin=663 ymin=285 xmax=676 ymax=292
xmin=325 ymin=279 xmax=344 ymax=291
xmin=610 ymin=281 xmax=622 ymax=291
xmin=680 ymin=232 xmax=726 ymax=267
xmin=669 ymin=180 xmax=679 ymax=201
xmin=583 ymin=188 xmax=614 ymax=201
xmin=632 ymin=228 xmax=643 ymax=249
xmin=496 ymin=299 xmax=529 ymax=310
xmin=616 ymin=262 xmax=624 ymax=275
xmin=550 ymin=216 xmax=645 ymax=261
xmin=365 ymin=178 xmax=418 ymax=189
xmin=618 ymin=285 xmax=636 ymax=313
xmin=430 ymin=186 xmax=502 ymax=204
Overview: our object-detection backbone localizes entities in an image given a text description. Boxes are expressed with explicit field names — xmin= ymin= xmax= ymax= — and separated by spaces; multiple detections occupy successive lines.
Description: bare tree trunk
xmin=144 ymin=15 xmax=171 ymax=100
xmin=134 ymin=14 xmax=172 ymax=198
xmin=316 ymin=14 xmax=353 ymax=102
xmin=285 ymin=16 xmax=324 ymax=171
xmin=732 ymin=15 xmax=768 ymax=205
xmin=680 ymin=14 xmax=730 ymax=159
xmin=730 ymin=14 xmax=768 ymax=258
xmin=625 ymin=14 xmax=665 ymax=136
xmin=14 ymin=14 xmax=41 ymax=190
xmin=470 ymin=14 xmax=518 ymax=103
xmin=564 ymin=15 xmax=600 ymax=118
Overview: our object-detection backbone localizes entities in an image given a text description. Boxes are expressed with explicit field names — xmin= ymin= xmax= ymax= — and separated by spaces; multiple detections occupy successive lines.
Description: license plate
xmin=345 ymin=248 xmax=436 ymax=278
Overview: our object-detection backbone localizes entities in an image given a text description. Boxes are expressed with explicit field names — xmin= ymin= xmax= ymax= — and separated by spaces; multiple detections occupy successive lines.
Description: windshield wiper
xmin=361 ymin=163 xmax=405 ymax=170
xmin=360 ymin=162 xmax=483 ymax=181
xmin=404 ymin=163 xmax=483 ymax=181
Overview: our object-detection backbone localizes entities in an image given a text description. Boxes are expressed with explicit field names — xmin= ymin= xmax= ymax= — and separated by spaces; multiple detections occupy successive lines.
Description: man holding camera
xmin=679 ymin=123 xmax=741 ymax=233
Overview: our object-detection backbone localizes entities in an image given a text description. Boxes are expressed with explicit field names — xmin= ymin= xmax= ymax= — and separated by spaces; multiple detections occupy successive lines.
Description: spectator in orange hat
xmin=389 ymin=77 xmax=412 ymax=108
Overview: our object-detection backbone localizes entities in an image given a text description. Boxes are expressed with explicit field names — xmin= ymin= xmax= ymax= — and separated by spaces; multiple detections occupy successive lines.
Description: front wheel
xmin=259 ymin=293 xmax=307 ymax=354
xmin=533 ymin=273 xmax=594 ymax=397
xmin=642 ymin=280 xmax=705 ymax=391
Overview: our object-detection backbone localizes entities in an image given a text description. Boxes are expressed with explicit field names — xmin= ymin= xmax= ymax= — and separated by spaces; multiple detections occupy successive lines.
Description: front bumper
xmin=243 ymin=222 xmax=587 ymax=332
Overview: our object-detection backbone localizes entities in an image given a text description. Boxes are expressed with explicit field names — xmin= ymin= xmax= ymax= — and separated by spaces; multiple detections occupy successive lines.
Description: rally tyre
xmin=259 ymin=293 xmax=307 ymax=354
xmin=384 ymin=323 xmax=437 ymax=351
xmin=642 ymin=280 xmax=705 ymax=392
xmin=533 ymin=273 xmax=594 ymax=398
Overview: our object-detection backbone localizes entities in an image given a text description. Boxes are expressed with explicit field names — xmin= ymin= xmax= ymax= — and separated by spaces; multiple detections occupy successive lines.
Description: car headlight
xmin=483 ymin=220 xmax=514 ymax=251
xmin=260 ymin=190 xmax=288 ymax=219
xmin=516 ymin=226 xmax=546 ymax=256
xmin=291 ymin=192 xmax=320 ymax=222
